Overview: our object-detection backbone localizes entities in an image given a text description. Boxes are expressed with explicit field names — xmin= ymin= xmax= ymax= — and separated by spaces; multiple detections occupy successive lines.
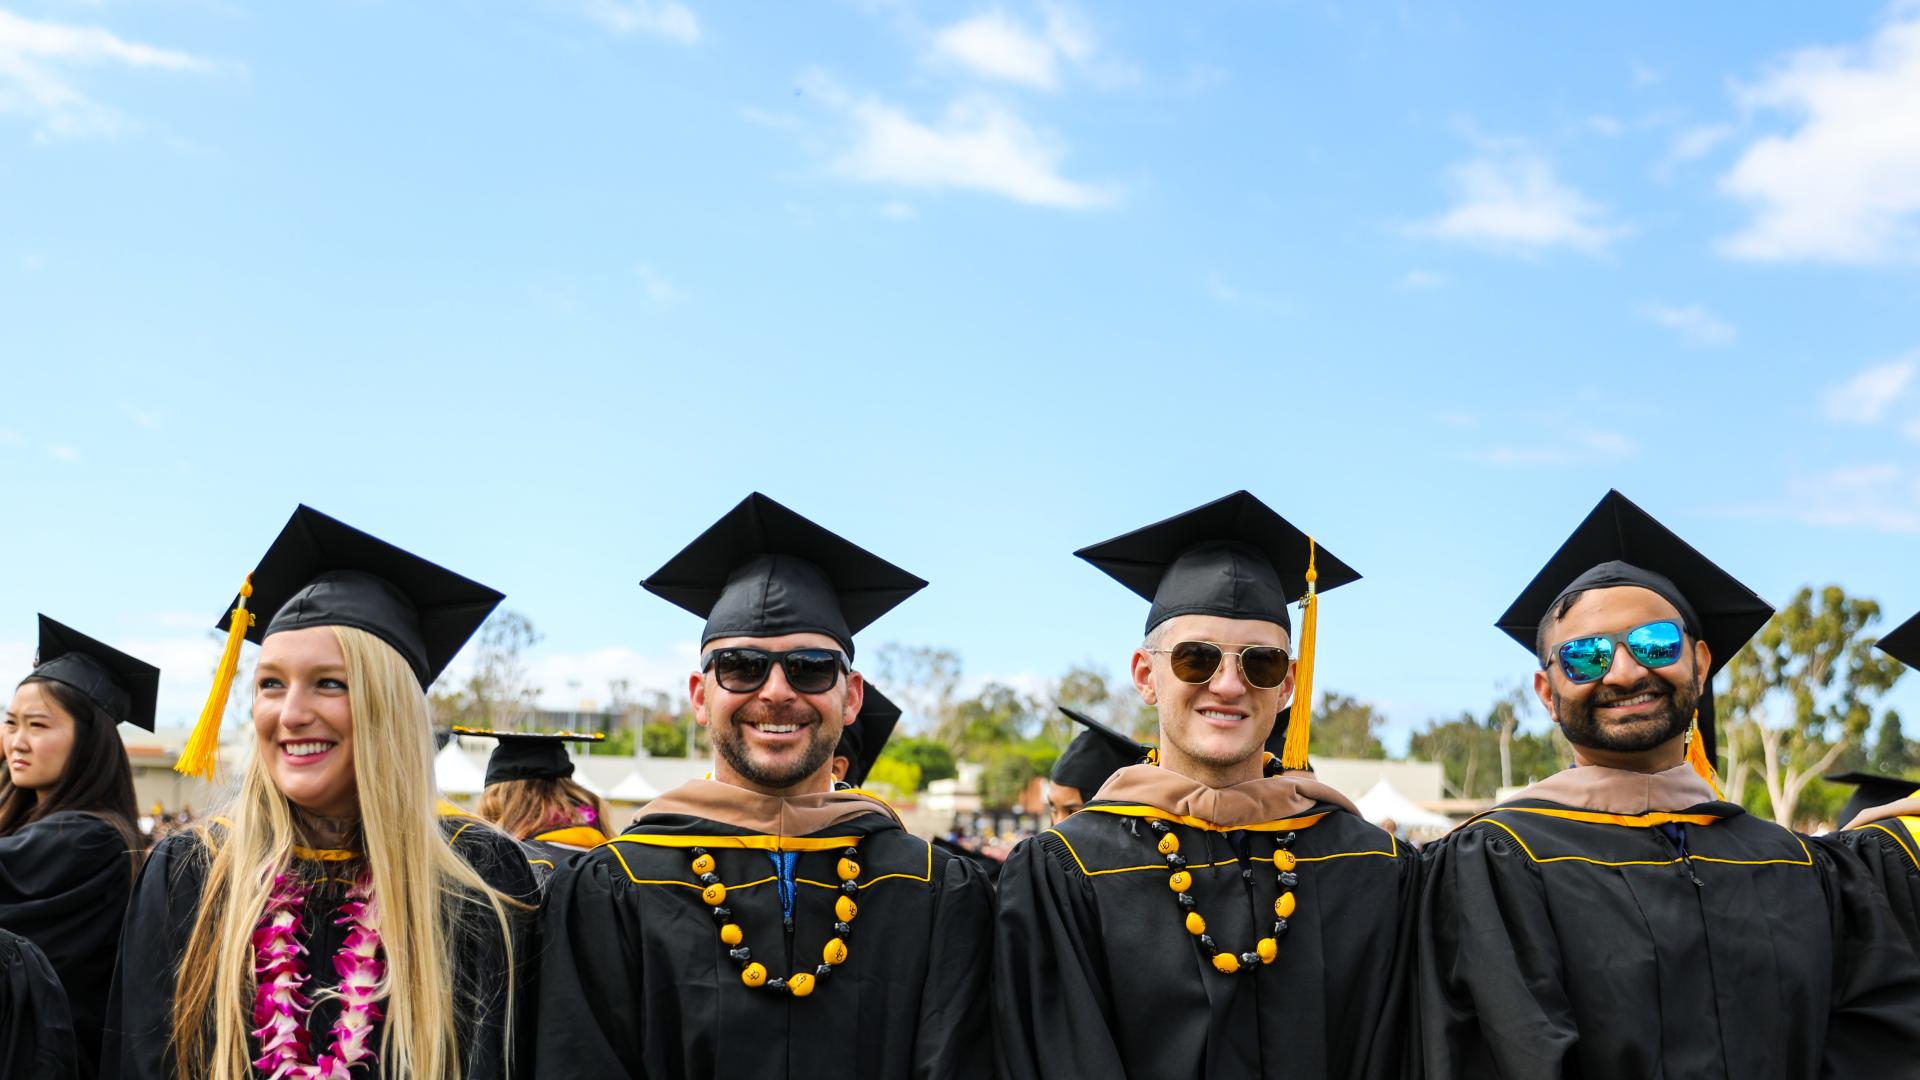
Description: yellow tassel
xmin=175 ymin=576 xmax=253 ymax=782
xmin=1280 ymin=539 xmax=1318 ymax=771
xmin=1684 ymin=710 xmax=1723 ymax=799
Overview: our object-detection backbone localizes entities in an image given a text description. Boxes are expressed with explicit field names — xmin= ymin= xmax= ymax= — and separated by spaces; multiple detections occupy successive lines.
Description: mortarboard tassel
xmin=1280 ymin=540 xmax=1318 ymax=771
xmin=1684 ymin=709 xmax=1723 ymax=799
xmin=176 ymin=576 xmax=253 ymax=782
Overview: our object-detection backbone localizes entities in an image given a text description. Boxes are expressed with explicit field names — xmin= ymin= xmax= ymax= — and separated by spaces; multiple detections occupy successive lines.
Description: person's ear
xmin=1534 ymin=667 xmax=1556 ymax=721
xmin=1131 ymin=648 xmax=1157 ymax=706
xmin=689 ymin=671 xmax=712 ymax=728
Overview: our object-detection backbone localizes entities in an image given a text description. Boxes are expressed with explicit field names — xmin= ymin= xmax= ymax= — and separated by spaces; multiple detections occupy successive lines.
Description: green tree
xmin=1312 ymin=691 xmax=1388 ymax=759
xmin=1409 ymin=694 xmax=1565 ymax=800
xmin=883 ymin=737 xmax=957 ymax=788
xmin=937 ymin=682 xmax=1041 ymax=760
xmin=1869 ymin=710 xmax=1913 ymax=776
xmin=869 ymin=643 xmax=961 ymax=731
xmin=429 ymin=610 xmax=543 ymax=729
xmin=1719 ymin=585 xmax=1904 ymax=826
xmin=865 ymin=757 xmax=921 ymax=799
xmin=640 ymin=722 xmax=689 ymax=758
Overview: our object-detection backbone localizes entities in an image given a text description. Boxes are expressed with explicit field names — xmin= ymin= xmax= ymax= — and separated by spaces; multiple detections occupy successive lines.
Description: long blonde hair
xmin=170 ymin=626 xmax=523 ymax=1080
xmin=474 ymin=776 xmax=610 ymax=842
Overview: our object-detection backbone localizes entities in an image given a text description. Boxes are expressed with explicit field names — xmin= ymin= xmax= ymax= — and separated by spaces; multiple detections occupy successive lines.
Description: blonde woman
xmin=100 ymin=506 xmax=537 ymax=1080
xmin=462 ymin=728 xmax=611 ymax=887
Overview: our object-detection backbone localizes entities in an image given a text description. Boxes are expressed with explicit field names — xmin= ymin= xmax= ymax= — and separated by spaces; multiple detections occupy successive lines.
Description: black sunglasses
xmin=701 ymin=647 xmax=850 ymax=694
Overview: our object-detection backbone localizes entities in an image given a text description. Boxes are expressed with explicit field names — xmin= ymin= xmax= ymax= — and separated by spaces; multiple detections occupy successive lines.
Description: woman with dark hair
xmin=1 ymin=616 xmax=152 ymax=1079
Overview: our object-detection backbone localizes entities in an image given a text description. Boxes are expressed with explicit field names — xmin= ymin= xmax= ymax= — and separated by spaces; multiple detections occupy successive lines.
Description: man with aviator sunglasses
xmin=1417 ymin=489 xmax=1920 ymax=1079
xmin=533 ymin=494 xmax=995 ymax=1080
xmin=995 ymin=491 xmax=1419 ymax=1079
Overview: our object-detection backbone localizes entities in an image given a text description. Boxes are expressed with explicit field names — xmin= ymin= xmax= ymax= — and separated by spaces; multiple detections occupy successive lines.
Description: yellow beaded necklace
xmin=1149 ymin=819 xmax=1298 ymax=974
xmin=689 ymin=841 xmax=864 ymax=997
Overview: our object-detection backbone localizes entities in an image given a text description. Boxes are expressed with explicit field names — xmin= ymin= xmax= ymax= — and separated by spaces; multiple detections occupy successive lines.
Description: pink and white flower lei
xmin=250 ymin=871 xmax=387 ymax=1080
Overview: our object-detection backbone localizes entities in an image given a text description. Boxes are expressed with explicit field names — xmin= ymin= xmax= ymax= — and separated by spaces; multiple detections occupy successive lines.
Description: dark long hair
xmin=0 ymin=676 xmax=143 ymax=871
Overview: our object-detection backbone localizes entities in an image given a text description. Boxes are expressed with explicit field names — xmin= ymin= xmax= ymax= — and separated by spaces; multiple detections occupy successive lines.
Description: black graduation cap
xmin=1494 ymin=489 xmax=1774 ymax=762
xmin=25 ymin=615 xmax=160 ymax=732
xmin=1875 ymin=609 xmax=1920 ymax=671
xmin=220 ymin=505 xmax=505 ymax=687
xmin=1051 ymin=706 xmax=1149 ymax=794
xmin=835 ymin=683 xmax=902 ymax=788
xmin=1826 ymin=770 xmax=1920 ymax=830
xmin=453 ymin=726 xmax=608 ymax=786
xmin=1075 ymin=490 xmax=1359 ymax=634
xmin=642 ymin=493 xmax=926 ymax=660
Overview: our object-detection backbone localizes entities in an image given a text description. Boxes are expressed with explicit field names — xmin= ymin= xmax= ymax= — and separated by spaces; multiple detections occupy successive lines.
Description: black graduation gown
xmin=0 ymin=926 xmax=79 ymax=1080
xmin=1826 ymin=817 xmax=1920 ymax=956
xmin=1418 ymin=798 xmax=1920 ymax=1079
xmin=518 ymin=826 xmax=606 ymax=890
xmin=0 ymin=810 xmax=135 ymax=1079
xmin=98 ymin=816 xmax=538 ymax=1080
xmin=532 ymin=809 xmax=996 ymax=1079
xmin=993 ymin=799 xmax=1419 ymax=1079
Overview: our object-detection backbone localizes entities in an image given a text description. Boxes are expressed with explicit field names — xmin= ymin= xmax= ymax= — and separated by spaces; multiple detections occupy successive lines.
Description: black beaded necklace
xmin=689 ymin=841 xmax=864 ymax=997
xmin=1147 ymin=819 xmax=1298 ymax=974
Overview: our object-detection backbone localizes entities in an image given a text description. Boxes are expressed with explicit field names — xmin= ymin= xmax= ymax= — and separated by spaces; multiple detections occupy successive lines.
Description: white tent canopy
xmin=1354 ymin=778 xmax=1453 ymax=834
xmin=434 ymin=741 xmax=489 ymax=797
xmin=608 ymin=771 xmax=662 ymax=803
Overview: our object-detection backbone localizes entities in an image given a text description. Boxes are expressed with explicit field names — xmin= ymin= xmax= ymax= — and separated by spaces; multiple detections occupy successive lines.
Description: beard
xmin=1554 ymin=672 xmax=1700 ymax=755
xmin=712 ymin=698 xmax=839 ymax=790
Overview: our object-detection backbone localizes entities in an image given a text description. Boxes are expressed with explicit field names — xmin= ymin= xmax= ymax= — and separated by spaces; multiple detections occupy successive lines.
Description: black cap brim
xmin=27 ymin=615 xmax=159 ymax=732
xmin=643 ymin=493 xmax=925 ymax=658
xmin=1076 ymin=490 xmax=1359 ymax=633
xmin=1827 ymin=770 xmax=1920 ymax=829
xmin=1494 ymin=490 xmax=1772 ymax=677
xmin=220 ymin=506 xmax=504 ymax=687
xmin=837 ymin=683 xmax=902 ymax=788
xmin=454 ymin=727 xmax=607 ymax=786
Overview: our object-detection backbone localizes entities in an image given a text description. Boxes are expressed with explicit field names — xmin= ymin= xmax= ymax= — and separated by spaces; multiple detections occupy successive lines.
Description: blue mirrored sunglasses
xmin=1551 ymin=620 xmax=1686 ymax=684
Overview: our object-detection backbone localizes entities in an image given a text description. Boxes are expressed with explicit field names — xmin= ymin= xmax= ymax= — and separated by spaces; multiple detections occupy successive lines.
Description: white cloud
xmin=634 ymin=262 xmax=685 ymax=304
xmin=928 ymin=4 xmax=1131 ymax=92
xmin=1630 ymin=61 xmax=1663 ymax=88
xmin=0 ymin=428 xmax=20 ymax=444
xmin=1642 ymin=302 xmax=1736 ymax=347
xmin=121 ymin=402 xmax=162 ymax=428
xmin=878 ymin=200 xmax=917 ymax=220
xmin=1414 ymin=150 xmax=1625 ymax=256
xmin=46 ymin=443 xmax=79 ymax=462
xmin=1398 ymin=268 xmax=1447 ymax=291
xmin=1432 ymin=410 xmax=1478 ymax=429
xmin=1779 ymin=463 xmax=1920 ymax=533
xmin=0 ymin=8 xmax=205 ymax=138
xmin=1822 ymin=355 xmax=1918 ymax=424
xmin=1669 ymin=123 xmax=1735 ymax=163
xmin=532 ymin=644 xmax=699 ymax=710
xmin=576 ymin=0 xmax=700 ymax=44
xmin=821 ymin=85 xmax=1117 ymax=210
xmin=1720 ymin=8 xmax=1920 ymax=263
xmin=1587 ymin=115 xmax=1624 ymax=137
xmin=932 ymin=11 xmax=1060 ymax=89
xmin=1470 ymin=427 xmax=1639 ymax=467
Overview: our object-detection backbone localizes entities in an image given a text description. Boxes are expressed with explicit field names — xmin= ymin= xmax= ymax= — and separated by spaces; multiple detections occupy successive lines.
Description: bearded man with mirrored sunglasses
xmin=995 ymin=491 xmax=1419 ymax=1080
xmin=534 ymin=494 xmax=995 ymax=1080
xmin=1417 ymin=490 xmax=1920 ymax=1080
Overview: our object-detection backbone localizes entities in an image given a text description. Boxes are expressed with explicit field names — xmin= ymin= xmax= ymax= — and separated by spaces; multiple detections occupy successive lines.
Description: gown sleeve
xmin=1415 ymin=825 xmax=1577 ymax=1080
xmin=0 ymin=928 xmax=78 ymax=1080
xmin=97 ymin=833 xmax=207 ymax=1080
xmin=912 ymin=850 xmax=996 ymax=1080
xmin=1809 ymin=833 xmax=1920 ymax=1078
xmin=530 ymin=851 xmax=647 ymax=1078
xmin=990 ymin=834 xmax=1127 ymax=1080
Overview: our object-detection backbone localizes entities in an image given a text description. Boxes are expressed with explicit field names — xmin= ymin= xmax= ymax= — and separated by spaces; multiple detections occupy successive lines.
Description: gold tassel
xmin=175 ymin=576 xmax=253 ymax=781
xmin=1281 ymin=539 xmax=1318 ymax=771
xmin=1684 ymin=710 xmax=1723 ymax=799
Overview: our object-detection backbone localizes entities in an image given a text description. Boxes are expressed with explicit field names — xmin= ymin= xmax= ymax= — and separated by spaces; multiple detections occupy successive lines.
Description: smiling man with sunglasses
xmin=533 ymin=493 xmax=995 ymax=1080
xmin=995 ymin=491 xmax=1419 ymax=1080
xmin=1418 ymin=489 xmax=1920 ymax=1079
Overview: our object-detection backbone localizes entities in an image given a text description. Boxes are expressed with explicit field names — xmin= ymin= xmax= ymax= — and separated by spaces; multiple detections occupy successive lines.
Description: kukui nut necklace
xmin=1149 ymin=819 xmax=1299 ymax=975
xmin=688 ymin=841 xmax=862 ymax=997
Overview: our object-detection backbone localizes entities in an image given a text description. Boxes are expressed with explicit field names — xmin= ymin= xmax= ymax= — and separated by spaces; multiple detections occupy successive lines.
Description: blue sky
xmin=5 ymin=1 xmax=1920 ymax=752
